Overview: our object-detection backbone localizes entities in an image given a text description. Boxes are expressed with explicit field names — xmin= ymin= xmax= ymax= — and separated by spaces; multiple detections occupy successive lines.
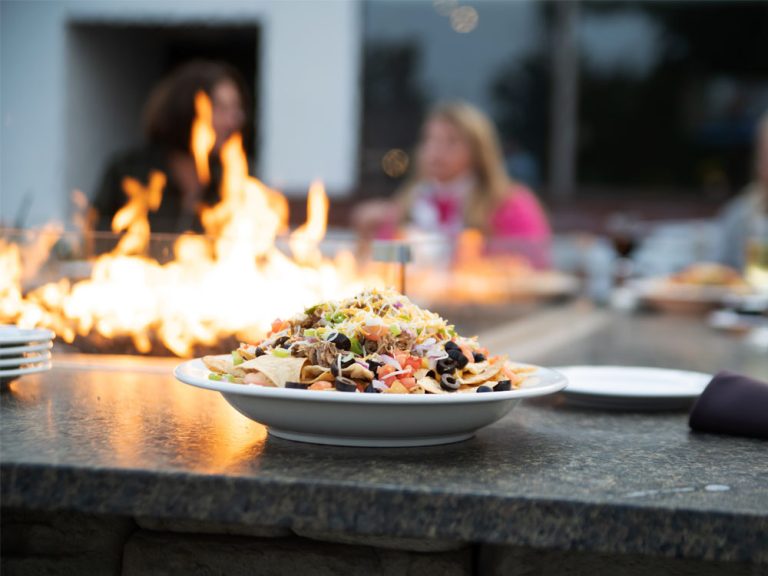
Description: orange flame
xmin=112 ymin=171 xmax=166 ymax=255
xmin=289 ymin=180 xmax=329 ymax=264
xmin=190 ymin=91 xmax=216 ymax=184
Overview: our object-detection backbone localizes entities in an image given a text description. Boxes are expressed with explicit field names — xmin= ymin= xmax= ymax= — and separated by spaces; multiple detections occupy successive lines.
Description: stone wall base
xmin=2 ymin=509 xmax=761 ymax=576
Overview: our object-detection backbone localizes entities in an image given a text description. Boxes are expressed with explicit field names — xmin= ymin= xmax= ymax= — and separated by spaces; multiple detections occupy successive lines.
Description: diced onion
xmin=372 ymin=380 xmax=388 ymax=391
xmin=385 ymin=368 xmax=412 ymax=378
xmin=378 ymin=354 xmax=402 ymax=369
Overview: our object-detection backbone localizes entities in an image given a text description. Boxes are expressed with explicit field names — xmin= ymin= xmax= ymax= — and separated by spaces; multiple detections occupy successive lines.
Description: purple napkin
xmin=689 ymin=371 xmax=768 ymax=439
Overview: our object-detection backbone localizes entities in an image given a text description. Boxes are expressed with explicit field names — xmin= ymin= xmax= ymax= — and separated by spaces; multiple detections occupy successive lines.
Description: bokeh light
xmin=381 ymin=149 xmax=410 ymax=178
xmin=450 ymin=6 xmax=479 ymax=33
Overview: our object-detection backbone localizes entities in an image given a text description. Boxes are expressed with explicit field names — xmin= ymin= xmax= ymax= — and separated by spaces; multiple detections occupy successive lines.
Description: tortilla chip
xmin=506 ymin=362 xmax=536 ymax=374
xmin=237 ymin=347 xmax=257 ymax=361
xmin=417 ymin=376 xmax=445 ymax=394
xmin=413 ymin=368 xmax=429 ymax=380
xmin=343 ymin=364 xmax=374 ymax=381
xmin=310 ymin=371 xmax=335 ymax=384
xmin=456 ymin=380 xmax=503 ymax=393
xmin=459 ymin=362 xmax=503 ymax=385
xmin=464 ymin=361 xmax=489 ymax=375
xmin=238 ymin=355 xmax=307 ymax=388
xmin=302 ymin=365 xmax=334 ymax=383
xmin=203 ymin=355 xmax=233 ymax=375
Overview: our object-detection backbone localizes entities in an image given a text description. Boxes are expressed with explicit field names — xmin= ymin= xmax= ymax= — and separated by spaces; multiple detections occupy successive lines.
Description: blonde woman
xmin=354 ymin=101 xmax=550 ymax=249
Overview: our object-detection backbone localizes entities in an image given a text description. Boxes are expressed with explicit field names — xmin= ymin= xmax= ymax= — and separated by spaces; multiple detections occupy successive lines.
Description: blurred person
xmin=91 ymin=60 xmax=249 ymax=233
xmin=353 ymin=101 xmax=550 ymax=264
xmin=717 ymin=111 xmax=768 ymax=269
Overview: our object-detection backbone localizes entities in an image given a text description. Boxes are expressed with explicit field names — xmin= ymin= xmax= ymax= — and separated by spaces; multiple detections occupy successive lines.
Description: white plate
xmin=0 ymin=325 xmax=55 ymax=345
xmin=0 ymin=341 xmax=54 ymax=357
xmin=175 ymin=357 xmax=568 ymax=447
xmin=0 ymin=361 xmax=52 ymax=378
xmin=632 ymin=278 xmax=749 ymax=314
xmin=0 ymin=351 xmax=51 ymax=367
xmin=557 ymin=366 xmax=711 ymax=411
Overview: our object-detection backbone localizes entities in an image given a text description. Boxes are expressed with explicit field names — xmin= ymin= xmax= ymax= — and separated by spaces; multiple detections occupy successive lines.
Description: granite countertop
xmin=2 ymin=310 xmax=767 ymax=563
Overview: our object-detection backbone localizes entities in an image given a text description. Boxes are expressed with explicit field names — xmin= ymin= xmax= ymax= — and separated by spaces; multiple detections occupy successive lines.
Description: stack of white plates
xmin=0 ymin=325 xmax=55 ymax=383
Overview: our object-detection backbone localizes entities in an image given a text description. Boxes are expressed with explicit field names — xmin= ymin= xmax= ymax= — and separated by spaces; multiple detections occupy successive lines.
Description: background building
xmin=2 ymin=0 xmax=766 ymax=228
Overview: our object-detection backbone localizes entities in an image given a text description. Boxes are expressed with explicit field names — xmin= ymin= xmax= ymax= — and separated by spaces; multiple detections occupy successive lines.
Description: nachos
xmin=203 ymin=288 xmax=533 ymax=394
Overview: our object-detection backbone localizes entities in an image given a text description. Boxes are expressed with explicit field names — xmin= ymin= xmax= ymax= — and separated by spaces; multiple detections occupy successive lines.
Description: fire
xmin=111 ymin=171 xmax=166 ymax=255
xmin=289 ymin=180 xmax=329 ymax=264
xmin=190 ymin=91 xmax=215 ymax=185
xmin=1 ymin=93 xmax=378 ymax=356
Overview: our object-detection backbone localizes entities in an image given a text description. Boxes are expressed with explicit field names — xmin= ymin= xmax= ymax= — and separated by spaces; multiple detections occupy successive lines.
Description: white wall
xmin=0 ymin=0 xmax=362 ymax=227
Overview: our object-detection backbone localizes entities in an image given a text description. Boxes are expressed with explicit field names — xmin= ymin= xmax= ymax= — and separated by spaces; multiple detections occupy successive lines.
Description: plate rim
xmin=0 ymin=362 xmax=53 ymax=377
xmin=0 ymin=351 xmax=52 ymax=367
xmin=174 ymin=357 xmax=567 ymax=404
xmin=0 ymin=341 xmax=54 ymax=356
xmin=0 ymin=325 xmax=55 ymax=345
xmin=555 ymin=365 xmax=711 ymax=399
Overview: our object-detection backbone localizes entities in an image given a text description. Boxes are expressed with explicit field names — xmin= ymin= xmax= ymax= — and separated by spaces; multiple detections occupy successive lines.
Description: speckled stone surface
xmin=2 ymin=313 xmax=767 ymax=564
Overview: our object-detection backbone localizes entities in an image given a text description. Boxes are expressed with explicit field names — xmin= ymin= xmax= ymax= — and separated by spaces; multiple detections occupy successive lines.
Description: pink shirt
xmin=490 ymin=185 xmax=550 ymax=242
xmin=404 ymin=181 xmax=551 ymax=266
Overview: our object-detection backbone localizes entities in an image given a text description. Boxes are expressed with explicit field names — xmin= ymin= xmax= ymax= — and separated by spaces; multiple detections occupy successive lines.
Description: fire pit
xmin=1 ymin=225 xmax=393 ymax=357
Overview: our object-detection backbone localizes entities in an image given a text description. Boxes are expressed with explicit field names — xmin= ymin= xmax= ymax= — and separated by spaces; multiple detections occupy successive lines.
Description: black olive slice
xmin=334 ymin=376 xmax=357 ymax=392
xmin=494 ymin=380 xmax=512 ymax=392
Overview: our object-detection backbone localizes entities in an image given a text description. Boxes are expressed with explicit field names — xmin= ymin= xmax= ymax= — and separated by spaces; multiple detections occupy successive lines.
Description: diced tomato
xmin=400 ymin=356 xmax=421 ymax=371
xmin=361 ymin=324 xmax=387 ymax=341
xmin=377 ymin=364 xmax=396 ymax=386
xmin=309 ymin=381 xmax=333 ymax=391
xmin=270 ymin=319 xmax=289 ymax=335
xmin=377 ymin=364 xmax=396 ymax=378
xmin=406 ymin=357 xmax=422 ymax=372
xmin=400 ymin=377 xmax=417 ymax=390
xmin=459 ymin=343 xmax=474 ymax=362
xmin=395 ymin=353 xmax=421 ymax=372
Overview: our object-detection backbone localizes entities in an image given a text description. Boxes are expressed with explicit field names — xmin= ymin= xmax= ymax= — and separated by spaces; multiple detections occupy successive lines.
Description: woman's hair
xmin=397 ymin=101 xmax=513 ymax=231
xmin=143 ymin=60 xmax=249 ymax=153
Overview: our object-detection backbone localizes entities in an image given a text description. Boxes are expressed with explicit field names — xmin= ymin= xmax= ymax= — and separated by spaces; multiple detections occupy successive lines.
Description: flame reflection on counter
xmin=6 ymin=362 xmax=268 ymax=473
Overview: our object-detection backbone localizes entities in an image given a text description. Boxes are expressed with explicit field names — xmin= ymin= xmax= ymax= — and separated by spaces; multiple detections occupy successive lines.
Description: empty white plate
xmin=557 ymin=366 xmax=712 ymax=411
xmin=175 ymin=357 xmax=568 ymax=447
xmin=0 ymin=325 xmax=55 ymax=345
xmin=0 ymin=341 xmax=54 ymax=357
xmin=0 ymin=351 xmax=52 ymax=368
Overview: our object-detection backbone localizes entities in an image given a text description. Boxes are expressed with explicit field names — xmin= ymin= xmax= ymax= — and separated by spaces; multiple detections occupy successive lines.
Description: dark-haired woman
xmin=92 ymin=60 xmax=249 ymax=233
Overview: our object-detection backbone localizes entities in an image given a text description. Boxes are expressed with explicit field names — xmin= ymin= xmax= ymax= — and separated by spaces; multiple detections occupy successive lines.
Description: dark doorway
xmin=65 ymin=23 xmax=260 ymax=201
